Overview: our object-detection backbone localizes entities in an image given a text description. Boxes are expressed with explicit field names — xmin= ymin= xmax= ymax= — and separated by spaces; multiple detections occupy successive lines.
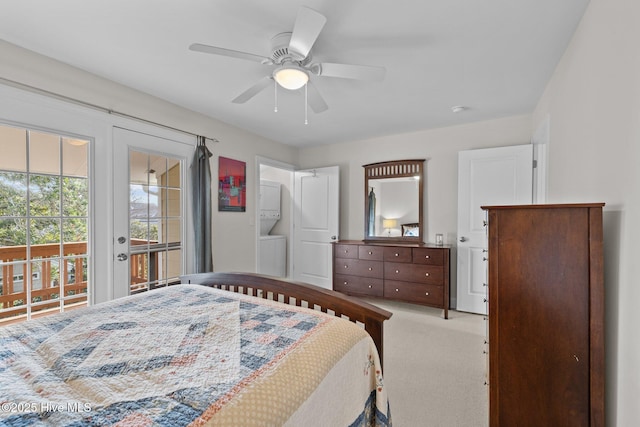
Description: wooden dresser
xmin=332 ymin=241 xmax=450 ymax=318
xmin=483 ymin=203 xmax=605 ymax=426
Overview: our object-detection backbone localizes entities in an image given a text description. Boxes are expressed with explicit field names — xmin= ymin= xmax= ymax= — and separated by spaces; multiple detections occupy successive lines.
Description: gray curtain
xmin=368 ymin=188 xmax=376 ymax=236
xmin=191 ymin=136 xmax=213 ymax=272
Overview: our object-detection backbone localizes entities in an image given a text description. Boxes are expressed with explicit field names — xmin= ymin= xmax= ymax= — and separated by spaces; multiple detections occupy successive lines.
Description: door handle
xmin=459 ymin=236 xmax=468 ymax=242
xmin=330 ymin=235 xmax=337 ymax=240
xmin=116 ymin=253 xmax=128 ymax=261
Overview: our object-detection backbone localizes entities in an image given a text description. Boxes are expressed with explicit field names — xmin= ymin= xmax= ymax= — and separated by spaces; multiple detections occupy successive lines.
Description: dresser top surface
xmin=334 ymin=240 xmax=451 ymax=249
xmin=481 ymin=202 xmax=605 ymax=210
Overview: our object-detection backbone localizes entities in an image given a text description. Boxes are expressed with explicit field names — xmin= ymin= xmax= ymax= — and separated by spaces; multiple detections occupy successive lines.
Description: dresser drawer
xmin=335 ymin=274 xmax=384 ymax=297
xmin=384 ymin=262 xmax=444 ymax=285
xmin=384 ymin=280 xmax=443 ymax=306
xmin=334 ymin=244 xmax=358 ymax=259
xmin=412 ymin=248 xmax=444 ymax=265
xmin=383 ymin=246 xmax=412 ymax=262
xmin=358 ymin=245 xmax=384 ymax=261
xmin=335 ymin=258 xmax=383 ymax=278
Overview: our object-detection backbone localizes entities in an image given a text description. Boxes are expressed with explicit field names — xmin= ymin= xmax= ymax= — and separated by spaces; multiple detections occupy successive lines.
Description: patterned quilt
xmin=0 ymin=284 xmax=391 ymax=426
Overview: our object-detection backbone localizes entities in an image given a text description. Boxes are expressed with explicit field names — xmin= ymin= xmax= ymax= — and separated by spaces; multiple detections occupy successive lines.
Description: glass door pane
xmin=0 ymin=124 xmax=89 ymax=324
xmin=128 ymin=149 xmax=183 ymax=293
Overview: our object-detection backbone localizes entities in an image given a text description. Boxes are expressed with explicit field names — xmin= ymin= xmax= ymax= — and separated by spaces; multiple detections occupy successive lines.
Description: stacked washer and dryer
xmin=258 ymin=180 xmax=286 ymax=277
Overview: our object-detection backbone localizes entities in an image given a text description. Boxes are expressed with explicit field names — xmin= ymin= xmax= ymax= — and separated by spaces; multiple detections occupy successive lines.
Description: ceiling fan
xmin=189 ymin=6 xmax=386 ymax=113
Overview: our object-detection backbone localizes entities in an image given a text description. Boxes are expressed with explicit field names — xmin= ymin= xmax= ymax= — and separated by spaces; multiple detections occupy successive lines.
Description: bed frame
xmin=180 ymin=272 xmax=392 ymax=365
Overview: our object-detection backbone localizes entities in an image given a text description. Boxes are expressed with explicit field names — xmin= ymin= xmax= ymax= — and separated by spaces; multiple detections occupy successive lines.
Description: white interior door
xmin=293 ymin=166 xmax=339 ymax=289
xmin=457 ymin=145 xmax=533 ymax=314
xmin=113 ymin=127 xmax=194 ymax=299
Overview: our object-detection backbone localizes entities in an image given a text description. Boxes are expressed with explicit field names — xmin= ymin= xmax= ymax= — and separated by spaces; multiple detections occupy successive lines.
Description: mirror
xmin=364 ymin=159 xmax=424 ymax=242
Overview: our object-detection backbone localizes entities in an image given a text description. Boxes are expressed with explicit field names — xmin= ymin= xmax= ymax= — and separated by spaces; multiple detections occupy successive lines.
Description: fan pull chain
xmin=304 ymin=83 xmax=308 ymax=125
xmin=274 ymin=79 xmax=278 ymax=113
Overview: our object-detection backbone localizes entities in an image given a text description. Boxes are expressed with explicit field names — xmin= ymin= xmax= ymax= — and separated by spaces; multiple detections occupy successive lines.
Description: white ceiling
xmin=0 ymin=0 xmax=589 ymax=148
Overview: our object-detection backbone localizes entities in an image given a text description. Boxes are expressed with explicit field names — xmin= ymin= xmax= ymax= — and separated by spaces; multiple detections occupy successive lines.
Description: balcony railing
xmin=0 ymin=242 xmax=87 ymax=323
xmin=0 ymin=241 xmax=157 ymax=324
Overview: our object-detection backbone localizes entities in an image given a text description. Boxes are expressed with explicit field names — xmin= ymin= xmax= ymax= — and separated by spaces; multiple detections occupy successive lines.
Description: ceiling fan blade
xmin=317 ymin=62 xmax=386 ymax=81
xmin=189 ymin=43 xmax=270 ymax=64
xmin=306 ymin=82 xmax=328 ymax=113
xmin=232 ymin=76 xmax=273 ymax=104
xmin=288 ymin=7 xmax=327 ymax=59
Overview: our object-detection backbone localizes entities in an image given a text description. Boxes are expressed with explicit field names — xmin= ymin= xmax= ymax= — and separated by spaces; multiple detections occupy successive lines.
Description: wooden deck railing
xmin=0 ymin=242 xmax=88 ymax=320
xmin=1 ymin=240 xmax=161 ymax=321
xmin=129 ymin=238 xmax=161 ymax=293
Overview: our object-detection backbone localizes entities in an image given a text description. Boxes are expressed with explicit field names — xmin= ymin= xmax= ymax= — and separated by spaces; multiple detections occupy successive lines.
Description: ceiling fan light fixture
xmin=274 ymin=64 xmax=309 ymax=90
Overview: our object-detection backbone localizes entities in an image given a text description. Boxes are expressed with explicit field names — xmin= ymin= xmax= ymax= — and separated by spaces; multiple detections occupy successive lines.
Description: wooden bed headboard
xmin=180 ymin=272 xmax=392 ymax=366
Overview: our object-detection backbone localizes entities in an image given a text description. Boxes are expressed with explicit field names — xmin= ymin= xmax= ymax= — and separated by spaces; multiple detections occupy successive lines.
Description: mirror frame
xmin=363 ymin=159 xmax=424 ymax=242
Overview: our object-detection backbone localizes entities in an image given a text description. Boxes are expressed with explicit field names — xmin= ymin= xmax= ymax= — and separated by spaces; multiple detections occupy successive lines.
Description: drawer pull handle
xmin=395 ymin=270 xmax=399 ymax=274
xmin=344 ymin=265 xmax=348 ymax=268
xmin=425 ymin=255 xmax=430 ymax=259
xmin=344 ymin=250 xmax=349 ymax=254
xmin=368 ymin=251 xmax=373 ymax=255
xmin=368 ymin=267 xmax=372 ymax=271
xmin=395 ymin=288 xmax=399 ymax=292
xmin=368 ymin=285 xmax=372 ymax=289
xmin=394 ymin=253 xmax=399 ymax=257
xmin=344 ymin=281 xmax=348 ymax=285
xmin=425 ymin=273 xmax=430 ymax=277
xmin=425 ymin=292 xmax=429 ymax=296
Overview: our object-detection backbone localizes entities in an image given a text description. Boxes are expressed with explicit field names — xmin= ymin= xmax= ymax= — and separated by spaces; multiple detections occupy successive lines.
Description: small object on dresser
xmin=435 ymin=233 xmax=443 ymax=246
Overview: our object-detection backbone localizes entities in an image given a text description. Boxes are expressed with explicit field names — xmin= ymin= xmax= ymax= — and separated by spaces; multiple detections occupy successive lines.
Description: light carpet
xmin=365 ymin=299 xmax=488 ymax=427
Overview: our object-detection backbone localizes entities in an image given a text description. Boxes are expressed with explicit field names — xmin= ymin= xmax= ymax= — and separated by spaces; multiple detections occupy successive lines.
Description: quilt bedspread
xmin=0 ymin=284 xmax=390 ymax=426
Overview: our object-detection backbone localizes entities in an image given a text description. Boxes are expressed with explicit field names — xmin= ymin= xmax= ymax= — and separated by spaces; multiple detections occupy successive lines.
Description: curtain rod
xmin=0 ymin=76 xmax=220 ymax=144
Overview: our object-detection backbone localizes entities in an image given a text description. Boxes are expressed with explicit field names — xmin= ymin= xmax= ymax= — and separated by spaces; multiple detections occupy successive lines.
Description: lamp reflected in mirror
xmin=382 ymin=218 xmax=397 ymax=237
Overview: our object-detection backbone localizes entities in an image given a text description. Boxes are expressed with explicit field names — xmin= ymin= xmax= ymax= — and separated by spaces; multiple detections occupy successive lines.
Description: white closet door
xmin=293 ymin=166 xmax=339 ymax=289
xmin=457 ymin=145 xmax=533 ymax=314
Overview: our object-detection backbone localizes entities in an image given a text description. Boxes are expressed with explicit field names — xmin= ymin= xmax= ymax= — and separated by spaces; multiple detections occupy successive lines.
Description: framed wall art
xmin=218 ymin=156 xmax=246 ymax=212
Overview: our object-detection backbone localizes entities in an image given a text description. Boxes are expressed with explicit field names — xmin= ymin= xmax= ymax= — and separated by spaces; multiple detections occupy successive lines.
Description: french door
xmin=112 ymin=127 xmax=194 ymax=299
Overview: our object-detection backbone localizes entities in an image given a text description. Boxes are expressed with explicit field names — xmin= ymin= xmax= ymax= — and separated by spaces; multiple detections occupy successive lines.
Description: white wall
xmin=297 ymin=114 xmax=532 ymax=245
xmin=531 ymin=0 xmax=640 ymax=424
xmin=297 ymin=115 xmax=532 ymax=308
xmin=0 ymin=39 xmax=298 ymax=276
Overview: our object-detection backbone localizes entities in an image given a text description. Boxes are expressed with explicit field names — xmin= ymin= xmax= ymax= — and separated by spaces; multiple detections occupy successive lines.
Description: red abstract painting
xmin=218 ymin=156 xmax=246 ymax=212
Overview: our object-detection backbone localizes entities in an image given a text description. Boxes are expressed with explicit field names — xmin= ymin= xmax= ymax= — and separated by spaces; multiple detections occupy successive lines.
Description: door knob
xmin=459 ymin=236 xmax=468 ymax=242
xmin=116 ymin=253 xmax=128 ymax=261
xmin=117 ymin=236 xmax=127 ymax=244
